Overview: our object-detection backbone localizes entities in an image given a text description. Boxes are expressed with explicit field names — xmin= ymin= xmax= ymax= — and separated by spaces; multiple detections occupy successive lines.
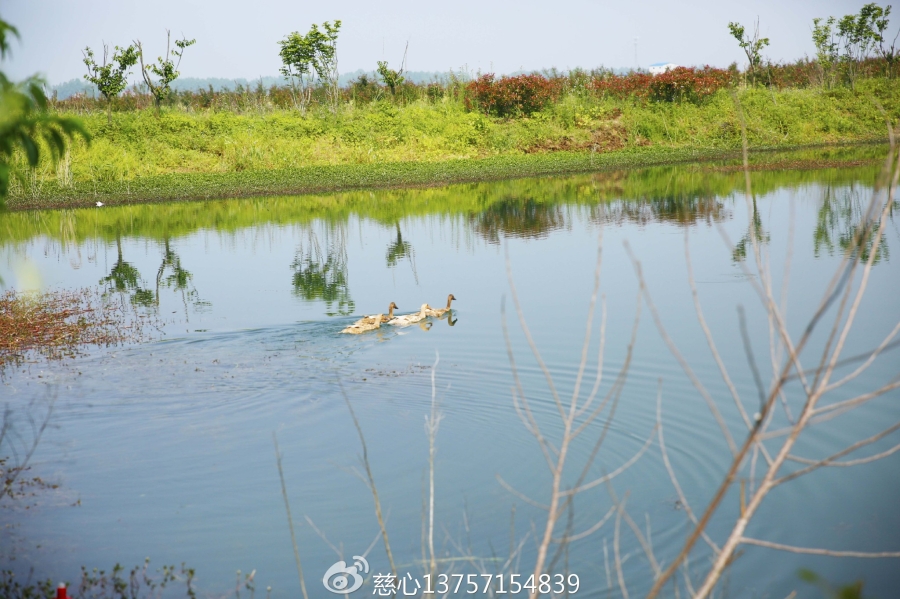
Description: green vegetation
xmin=3 ymin=5 xmax=900 ymax=210
xmin=6 ymin=80 xmax=899 ymax=210
xmin=135 ymin=30 xmax=195 ymax=115
xmin=0 ymin=16 xmax=87 ymax=210
xmin=0 ymin=559 xmax=197 ymax=599
xmin=728 ymin=18 xmax=770 ymax=83
xmin=82 ymin=42 xmax=138 ymax=124
xmin=278 ymin=20 xmax=341 ymax=113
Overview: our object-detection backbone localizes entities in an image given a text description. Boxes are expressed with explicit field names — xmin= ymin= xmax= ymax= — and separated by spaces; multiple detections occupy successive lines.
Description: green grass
xmin=6 ymin=78 xmax=899 ymax=210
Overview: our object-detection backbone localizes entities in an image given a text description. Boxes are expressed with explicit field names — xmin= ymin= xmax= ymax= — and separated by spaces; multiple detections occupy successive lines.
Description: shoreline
xmin=5 ymin=139 xmax=888 ymax=212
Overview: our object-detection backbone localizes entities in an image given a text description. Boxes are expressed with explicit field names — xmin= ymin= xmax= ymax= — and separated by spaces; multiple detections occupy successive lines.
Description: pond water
xmin=1 ymin=150 xmax=899 ymax=598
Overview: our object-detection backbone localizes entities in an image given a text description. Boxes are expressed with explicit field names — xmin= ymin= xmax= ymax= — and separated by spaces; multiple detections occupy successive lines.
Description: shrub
xmin=592 ymin=67 xmax=732 ymax=103
xmin=647 ymin=67 xmax=733 ymax=102
xmin=465 ymin=74 xmax=561 ymax=117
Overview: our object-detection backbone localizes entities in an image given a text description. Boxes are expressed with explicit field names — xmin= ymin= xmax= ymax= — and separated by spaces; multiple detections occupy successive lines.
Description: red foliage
xmin=465 ymin=74 xmax=562 ymax=117
xmin=591 ymin=66 xmax=733 ymax=103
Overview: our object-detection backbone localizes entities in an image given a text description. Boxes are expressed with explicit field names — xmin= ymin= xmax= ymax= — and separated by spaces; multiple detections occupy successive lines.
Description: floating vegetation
xmin=0 ymin=458 xmax=59 ymax=506
xmin=0 ymin=287 xmax=159 ymax=369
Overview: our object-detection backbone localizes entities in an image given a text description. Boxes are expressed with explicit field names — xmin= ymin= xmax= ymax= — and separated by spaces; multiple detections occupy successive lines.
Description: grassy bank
xmin=6 ymin=79 xmax=899 ymax=210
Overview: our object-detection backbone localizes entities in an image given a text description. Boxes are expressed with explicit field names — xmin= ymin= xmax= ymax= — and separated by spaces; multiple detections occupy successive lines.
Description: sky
xmin=0 ymin=0 xmax=883 ymax=85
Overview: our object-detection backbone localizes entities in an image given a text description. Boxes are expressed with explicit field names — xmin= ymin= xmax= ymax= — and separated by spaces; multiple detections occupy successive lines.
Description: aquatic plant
xmin=0 ymin=287 xmax=158 ymax=368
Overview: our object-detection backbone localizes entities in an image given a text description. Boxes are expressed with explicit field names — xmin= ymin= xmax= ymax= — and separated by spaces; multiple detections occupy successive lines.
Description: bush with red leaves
xmin=592 ymin=66 xmax=733 ymax=103
xmin=465 ymin=74 xmax=562 ymax=117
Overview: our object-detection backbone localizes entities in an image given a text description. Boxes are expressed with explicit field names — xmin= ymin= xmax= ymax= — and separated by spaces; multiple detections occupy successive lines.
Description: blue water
xmin=1 ymin=166 xmax=899 ymax=599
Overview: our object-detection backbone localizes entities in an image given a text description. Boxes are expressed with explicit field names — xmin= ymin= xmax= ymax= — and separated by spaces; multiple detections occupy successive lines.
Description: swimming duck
xmin=425 ymin=294 xmax=456 ymax=317
xmin=351 ymin=302 xmax=398 ymax=327
xmin=389 ymin=303 xmax=431 ymax=327
xmin=340 ymin=314 xmax=384 ymax=335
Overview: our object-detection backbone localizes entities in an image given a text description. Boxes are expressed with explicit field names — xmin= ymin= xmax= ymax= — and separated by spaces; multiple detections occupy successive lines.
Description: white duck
xmin=388 ymin=303 xmax=431 ymax=327
xmin=425 ymin=294 xmax=456 ymax=317
xmin=350 ymin=302 xmax=398 ymax=327
xmin=340 ymin=314 xmax=384 ymax=335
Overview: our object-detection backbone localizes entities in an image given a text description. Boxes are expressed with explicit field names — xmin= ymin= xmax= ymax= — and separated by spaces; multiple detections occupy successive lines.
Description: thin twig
xmin=273 ymin=433 xmax=309 ymax=599
xmin=740 ymin=537 xmax=900 ymax=558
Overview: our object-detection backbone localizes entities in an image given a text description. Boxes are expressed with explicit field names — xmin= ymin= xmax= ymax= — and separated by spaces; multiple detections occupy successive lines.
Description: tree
xmin=377 ymin=42 xmax=408 ymax=98
xmin=0 ymin=15 xmax=88 ymax=210
xmin=812 ymin=17 xmax=839 ymax=87
xmin=728 ymin=19 xmax=769 ymax=84
xmin=83 ymin=42 xmax=139 ymax=125
xmin=278 ymin=20 xmax=341 ymax=114
xmin=134 ymin=30 xmax=195 ymax=115
xmin=837 ymin=3 xmax=887 ymax=86
xmin=872 ymin=4 xmax=899 ymax=76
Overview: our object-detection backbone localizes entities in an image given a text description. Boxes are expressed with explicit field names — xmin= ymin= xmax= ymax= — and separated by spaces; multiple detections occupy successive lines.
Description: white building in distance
xmin=649 ymin=62 xmax=679 ymax=75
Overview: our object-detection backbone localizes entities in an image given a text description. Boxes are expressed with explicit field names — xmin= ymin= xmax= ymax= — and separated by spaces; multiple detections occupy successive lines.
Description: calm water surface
xmin=1 ymin=157 xmax=899 ymax=598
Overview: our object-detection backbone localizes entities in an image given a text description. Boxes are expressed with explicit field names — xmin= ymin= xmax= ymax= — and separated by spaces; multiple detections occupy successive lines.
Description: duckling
xmin=340 ymin=314 xmax=384 ymax=335
xmin=351 ymin=302 xmax=398 ymax=327
xmin=425 ymin=294 xmax=456 ymax=317
xmin=388 ymin=303 xmax=431 ymax=327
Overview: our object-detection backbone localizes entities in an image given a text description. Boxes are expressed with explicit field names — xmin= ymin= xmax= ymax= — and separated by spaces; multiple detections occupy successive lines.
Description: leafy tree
xmin=278 ymin=20 xmax=341 ymax=114
xmin=812 ymin=17 xmax=839 ymax=87
xmin=376 ymin=42 xmax=408 ymax=98
xmin=134 ymin=30 xmax=195 ymax=115
xmin=727 ymin=19 xmax=769 ymax=84
xmin=83 ymin=43 xmax=139 ymax=124
xmin=0 ymin=15 xmax=88 ymax=210
xmin=868 ymin=3 xmax=898 ymax=77
xmin=377 ymin=60 xmax=405 ymax=97
xmin=836 ymin=3 xmax=884 ymax=86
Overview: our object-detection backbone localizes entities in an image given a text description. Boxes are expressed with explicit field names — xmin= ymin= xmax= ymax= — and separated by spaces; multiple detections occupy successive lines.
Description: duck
xmin=388 ymin=303 xmax=431 ymax=327
xmin=340 ymin=314 xmax=384 ymax=335
xmin=425 ymin=294 xmax=456 ymax=317
xmin=350 ymin=302 xmax=398 ymax=327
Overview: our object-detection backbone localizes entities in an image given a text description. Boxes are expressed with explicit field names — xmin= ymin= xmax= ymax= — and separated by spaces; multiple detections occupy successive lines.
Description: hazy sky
xmin=1 ymin=0 xmax=881 ymax=84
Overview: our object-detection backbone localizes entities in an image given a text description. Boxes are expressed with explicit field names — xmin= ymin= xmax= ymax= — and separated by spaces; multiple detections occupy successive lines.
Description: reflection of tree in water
xmin=732 ymin=196 xmax=770 ymax=262
xmin=99 ymin=235 xmax=155 ymax=307
xmin=155 ymin=238 xmax=209 ymax=320
xmin=814 ymin=184 xmax=893 ymax=264
xmin=291 ymin=228 xmax=354 ymax=316
xmin=595 ymin=196 xmax=730 ymax=227
xmin=469 ymin=198 xmax=566 ymax=244
xmin=100 ymin=235 xmax=209 ymax=316
xmin=385 ymin=222 xmax=418 ymax=283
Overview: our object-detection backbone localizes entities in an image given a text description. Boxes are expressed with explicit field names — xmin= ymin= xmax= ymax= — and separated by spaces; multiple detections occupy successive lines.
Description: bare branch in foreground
xmin=740 ymin=537 xmax=900 ymax=558
xmin=273 ymin=433 xmax=309 ymax=599
xmin=339 ymin=382 xmax=397 ymax=579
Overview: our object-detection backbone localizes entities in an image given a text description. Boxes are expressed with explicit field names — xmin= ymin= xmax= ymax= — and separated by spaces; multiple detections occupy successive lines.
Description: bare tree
xmin=636 ymin=112 xmax=900 ymax=598
xmin=500 ymin=231 xmax=659 ymax=599
xmin=502 ymin=106 xmax=900 ymax=598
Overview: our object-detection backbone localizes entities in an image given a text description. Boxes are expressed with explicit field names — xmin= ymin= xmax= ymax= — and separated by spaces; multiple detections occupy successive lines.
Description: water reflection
xmin=469 ymin=198 xmax=566 ymax=243
xmin=154 ymin=238 xmax=209 ymax=319
xmin=594 ymin=195 xmax=729 ymax=227
xmin=732 ymin=196 xmax=770 ymax=262
xmin=99 ymin=234 xmax=154 ymax=306
xmin=385 ymin=222 xmax=418 ymax=282
xmin=815 ymin=183 xmax=894 ymax=263
xmin=290 ymin=228 xmax=354 ymax=316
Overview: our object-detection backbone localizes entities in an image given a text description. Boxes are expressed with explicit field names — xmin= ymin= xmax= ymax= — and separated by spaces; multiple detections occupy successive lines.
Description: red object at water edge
xmin=57 ymin=583 xmax=67 ymax=599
